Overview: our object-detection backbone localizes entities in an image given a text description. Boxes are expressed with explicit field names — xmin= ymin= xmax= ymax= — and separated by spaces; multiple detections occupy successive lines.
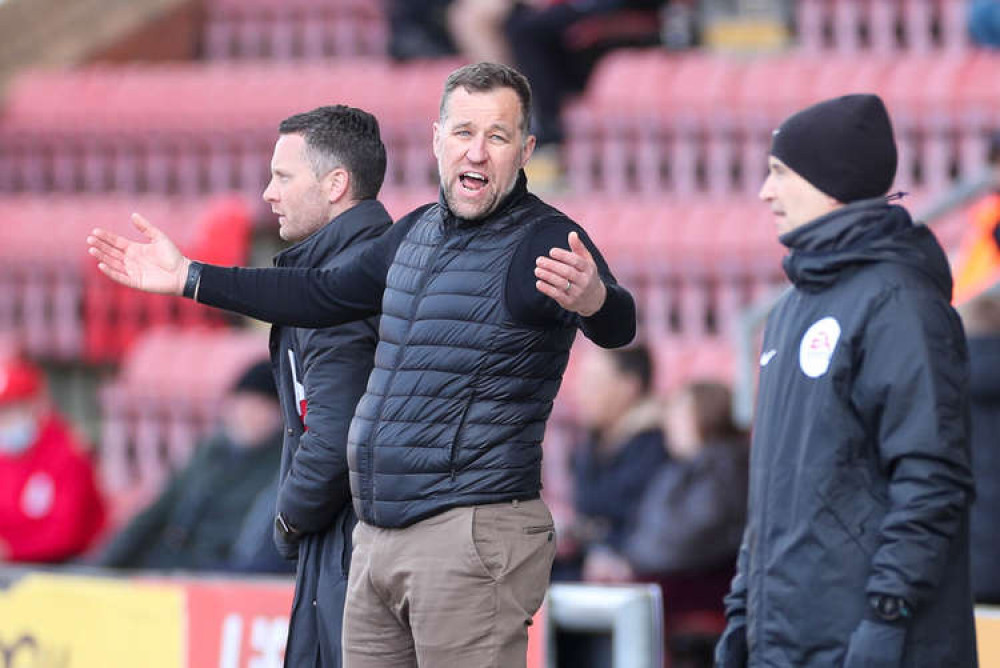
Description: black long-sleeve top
xmin=195 ymin=197 xmax=635 ymax=348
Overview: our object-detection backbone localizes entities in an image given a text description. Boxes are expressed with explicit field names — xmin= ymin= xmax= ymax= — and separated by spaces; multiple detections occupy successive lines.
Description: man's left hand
xmin=843 ymin=620 xmax=906 ymax=667
xmin=534 ymin=231 xmax=607 ymax=316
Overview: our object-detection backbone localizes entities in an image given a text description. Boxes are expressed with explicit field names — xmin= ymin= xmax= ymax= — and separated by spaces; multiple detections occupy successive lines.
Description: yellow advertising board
xmin=0 ymin=571 xmax=183 ymax=668
xmin=979 ymin=606 xmax=1000 ymax=668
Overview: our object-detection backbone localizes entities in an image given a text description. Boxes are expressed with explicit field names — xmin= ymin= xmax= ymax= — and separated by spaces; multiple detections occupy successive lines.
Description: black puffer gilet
xmin=347 ymin=197 xmax=576 ymax=528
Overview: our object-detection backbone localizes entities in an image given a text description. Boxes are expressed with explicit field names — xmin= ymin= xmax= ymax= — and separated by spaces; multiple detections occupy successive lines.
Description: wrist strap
xmin=182 ymin=262 xmax=202 ymax=300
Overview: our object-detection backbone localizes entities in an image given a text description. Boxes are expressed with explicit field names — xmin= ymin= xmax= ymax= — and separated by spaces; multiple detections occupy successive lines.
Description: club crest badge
xmin=799 ymin=317 xmax=841 ymax=378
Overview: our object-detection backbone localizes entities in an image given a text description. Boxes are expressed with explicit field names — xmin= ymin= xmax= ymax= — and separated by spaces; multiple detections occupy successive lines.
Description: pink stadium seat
xmin=99 ymin=326 xmax=269 ymax=521
xmin=0 ymin=194 xmax=252 ymax=361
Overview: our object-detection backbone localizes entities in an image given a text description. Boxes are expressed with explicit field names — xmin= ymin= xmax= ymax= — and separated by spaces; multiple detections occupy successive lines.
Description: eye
xmin=455 ymin=129 xmax=472 ymax=137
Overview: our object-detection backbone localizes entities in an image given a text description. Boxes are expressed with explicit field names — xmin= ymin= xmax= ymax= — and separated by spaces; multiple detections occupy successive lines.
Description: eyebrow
xmin=450 ymin=120 xmax=513 ymax=135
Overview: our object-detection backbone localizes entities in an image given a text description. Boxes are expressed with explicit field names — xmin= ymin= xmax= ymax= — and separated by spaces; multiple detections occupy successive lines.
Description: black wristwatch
xmin=275 ymin=513 xmax=302 ymax=542
xmin=868 ymin=594 xmax=912 ymax=623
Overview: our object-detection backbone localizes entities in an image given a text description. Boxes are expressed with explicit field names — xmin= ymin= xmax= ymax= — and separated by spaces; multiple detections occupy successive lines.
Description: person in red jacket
xmin=0 ymin=357 xmax=106 ymax=563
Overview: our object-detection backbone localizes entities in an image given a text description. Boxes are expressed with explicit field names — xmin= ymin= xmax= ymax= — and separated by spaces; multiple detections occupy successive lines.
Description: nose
xmin=262 ymin=178 xmax=277 ymax=203
xmin=758 ymin=174 xmax=774 ymax=202
xmin=465 ymin=134 xmax=488 ymax=164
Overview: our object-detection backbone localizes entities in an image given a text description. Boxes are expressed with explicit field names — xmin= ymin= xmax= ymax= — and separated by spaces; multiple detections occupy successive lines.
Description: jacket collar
xmin=777 ymin=198 xmax=951 ymax=294
xmin=273 ymin=199 xmax=392 ymax=268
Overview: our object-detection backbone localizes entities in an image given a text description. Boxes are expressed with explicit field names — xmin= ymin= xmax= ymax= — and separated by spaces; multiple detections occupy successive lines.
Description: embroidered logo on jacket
xmin=799 ymin=317 xmax=841 ymax=378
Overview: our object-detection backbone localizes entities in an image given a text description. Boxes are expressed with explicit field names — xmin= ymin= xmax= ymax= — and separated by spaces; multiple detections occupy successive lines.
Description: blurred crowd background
xmin=0 ymin=1 xmax=998 ymax=666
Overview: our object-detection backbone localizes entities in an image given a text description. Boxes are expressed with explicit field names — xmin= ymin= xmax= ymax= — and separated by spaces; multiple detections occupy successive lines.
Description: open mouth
xmin=459 ymin=171 xmax=488 ymax=192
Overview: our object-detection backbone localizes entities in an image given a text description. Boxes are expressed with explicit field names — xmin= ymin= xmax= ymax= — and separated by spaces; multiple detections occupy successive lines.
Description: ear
xmin=432 ymin=121 xmax=442 ymax=160
xmin=519 ymin=133 xmax=537 ymax=168
xmin=324 ymin=167 xmax=350 ymax=203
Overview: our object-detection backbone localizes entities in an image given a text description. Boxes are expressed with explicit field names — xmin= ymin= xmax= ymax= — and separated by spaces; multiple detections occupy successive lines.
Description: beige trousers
xmin=342 ymin=498 xmax=556 ymax=667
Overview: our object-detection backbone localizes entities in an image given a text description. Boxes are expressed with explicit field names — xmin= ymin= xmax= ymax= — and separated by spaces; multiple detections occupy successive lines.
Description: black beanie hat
xmin=231 ymin=359 xmax=277 ymax=400
xmin=770 ymin=94 xmax=897 ymax=203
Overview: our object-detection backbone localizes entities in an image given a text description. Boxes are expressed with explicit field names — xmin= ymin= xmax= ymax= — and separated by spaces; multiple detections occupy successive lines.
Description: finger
xmin=534 ymin=264 xmax=571 ymax=290
xmin=131 ymin=213 xmax=159 ymax=241
xmin=567 ymin=231 xmax=593 ymax=262
xmin=89 ymin=227 xmax=132 ymax=253
xmin=535 ymin=279 xmax=571 ymax=307
xmin=88 ymin=246 xmax=126 ymax=274
xmin=95 ymin=260 xmax=133 ymax=286
xmin=87 ymin=234 xmax=126 ymax=262
xmin=535 ymin=255 xmax=573 ymax=277
xmin=546 ymin=246 xmax=584 ymax=270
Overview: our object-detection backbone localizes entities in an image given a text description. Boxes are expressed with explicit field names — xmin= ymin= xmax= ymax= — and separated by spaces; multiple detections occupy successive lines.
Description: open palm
xmin=86 ymin=213 xmax=190 ymax=295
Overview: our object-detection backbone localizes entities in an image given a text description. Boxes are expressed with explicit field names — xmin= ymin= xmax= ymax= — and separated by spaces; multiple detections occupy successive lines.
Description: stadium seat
xmin=0 ymin=194 xmax=252 ymax=361
xmin=98 ymin=326 xmax=270 ymax=525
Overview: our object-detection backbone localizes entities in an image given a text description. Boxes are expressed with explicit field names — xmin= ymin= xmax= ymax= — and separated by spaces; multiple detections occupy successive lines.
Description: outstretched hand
xmin=87 ymin=213 xmax=191 ymax=296
xmin=534 ymin=231 xmax=607 ymax=316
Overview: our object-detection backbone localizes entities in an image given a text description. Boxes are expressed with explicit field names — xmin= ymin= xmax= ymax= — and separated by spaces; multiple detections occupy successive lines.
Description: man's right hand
xmin=87 ymin=213 xmax=191 ymax=295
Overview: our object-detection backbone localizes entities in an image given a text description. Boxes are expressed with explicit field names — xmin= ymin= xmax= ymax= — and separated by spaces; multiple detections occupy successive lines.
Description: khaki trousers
xmin=342 ymin=498 xmax=556 ymax=667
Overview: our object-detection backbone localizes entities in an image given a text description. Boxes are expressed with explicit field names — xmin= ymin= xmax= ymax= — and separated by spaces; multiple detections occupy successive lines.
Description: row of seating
xmin=795 ymin=0 xmax=973 ymax=54
xmin=563 ymin=49 xmax=1000 ymax=195
xmin=2 ymin=51 xmax=994 ymax=197
xmin=0 ymin=194 xmax=251 ymax=361
xmin=194 ymin=0 xmax=973 ymax=62
xmin=203 ymin=0 xmax=386 ymax=60
xmin=0 ymin=59 xmax=458 ymax=194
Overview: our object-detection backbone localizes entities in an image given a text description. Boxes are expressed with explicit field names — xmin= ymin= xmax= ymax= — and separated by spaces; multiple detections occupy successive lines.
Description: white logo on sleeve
xmin=759 ymin=349 xmax=777 ymax=367
xmin=799 ymin=317 xmax=841 ymax=378
xmin=21 ymin=472 xmax=55 ymax=518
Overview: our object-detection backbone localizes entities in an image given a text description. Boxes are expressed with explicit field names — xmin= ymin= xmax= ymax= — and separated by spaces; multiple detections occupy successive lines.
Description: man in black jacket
xmin=262 ymin=106 xmax=391 ymax=667
xmin=715 ymin=95 xmax=977 ymax=667
xmin=87 ymin=62 xmax=636 ymax=667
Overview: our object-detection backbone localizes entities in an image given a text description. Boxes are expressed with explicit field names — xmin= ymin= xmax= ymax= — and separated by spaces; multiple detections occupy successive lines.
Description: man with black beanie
xmin=716 ymin=94 xmax=978 ymax=667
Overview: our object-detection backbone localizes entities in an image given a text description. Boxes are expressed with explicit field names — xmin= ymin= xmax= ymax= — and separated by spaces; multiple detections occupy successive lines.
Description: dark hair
xmin=683 ymin=381 xmax=742 ymax=444
xmin=440 ymin=62 xmax=533 ymax=137
xmin=278 ymin=105 xmax=386 ymax=200
xmin=607 ymin=345 xmax=654 ymax=395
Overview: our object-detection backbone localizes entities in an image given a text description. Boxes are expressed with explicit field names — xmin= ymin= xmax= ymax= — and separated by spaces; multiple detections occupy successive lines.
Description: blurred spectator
xmin=94 ymin=360 xmax=282 ymax=572
xmin=957 ymin=294 xmax=1000 ymax=604
xmin=969 ymin=0 xmax=1000 ymax=48
xmin=585 ymin=380 xmax=748 ymax=667
xmin=953 ymin=130 xmax=1000 ymax=304
xmin=386 ymin=0 xmax=458 ymax=61
xmin=555 ymin=344 xmax=668 ymax=581
xmin=623 ymin=381 xmax=747 ymax=575
xmin=448 ymin=0 xmax=520 ymax=65
xmin=505 ymin=0 xmax=669 ymax=186
xmin=0 ymin=357 xmax=106 ymax=563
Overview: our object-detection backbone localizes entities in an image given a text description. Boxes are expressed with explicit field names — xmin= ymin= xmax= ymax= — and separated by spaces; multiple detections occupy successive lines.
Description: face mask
xmin=0 ymin=415 xmax=39 ymax=454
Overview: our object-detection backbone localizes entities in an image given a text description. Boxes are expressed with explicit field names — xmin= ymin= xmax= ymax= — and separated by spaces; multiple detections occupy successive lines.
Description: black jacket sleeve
xmin=196 ymin=216 xmax=414 ymax=327
xmin=854 ymin=287 xmax=974 ymax=608
xmin=506 ymin=217 xmax=636 ymax=348
xmin=276 ymin=317 xmax=377 ymax=532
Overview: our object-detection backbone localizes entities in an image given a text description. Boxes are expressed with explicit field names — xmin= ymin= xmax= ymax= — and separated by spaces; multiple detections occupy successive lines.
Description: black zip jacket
xmin=724 ymin=199 xmax=976 ymax=667
xmin=269 ymin=200 xmax=390 ymax=668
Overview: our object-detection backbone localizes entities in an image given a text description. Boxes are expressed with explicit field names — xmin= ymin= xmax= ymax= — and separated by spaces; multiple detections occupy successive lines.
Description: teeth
xmin=462 ymin=172 xmax=487 ymax=182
